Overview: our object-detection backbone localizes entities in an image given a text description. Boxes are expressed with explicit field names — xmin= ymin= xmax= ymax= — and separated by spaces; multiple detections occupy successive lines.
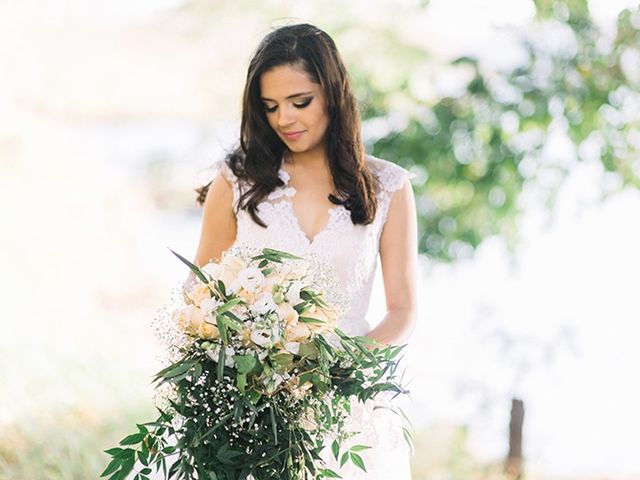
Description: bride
xmin=188 ymin=23 xmax=418 ymax=479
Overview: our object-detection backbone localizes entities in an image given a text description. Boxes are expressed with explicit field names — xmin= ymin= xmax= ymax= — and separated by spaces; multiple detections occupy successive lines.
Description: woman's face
xmin=259 ymin=63 xmax=329 ymax=156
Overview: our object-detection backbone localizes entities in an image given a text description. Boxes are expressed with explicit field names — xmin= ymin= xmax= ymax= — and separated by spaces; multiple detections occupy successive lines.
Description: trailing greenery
xmin=101 ymin=248 xmax=411 ymax=480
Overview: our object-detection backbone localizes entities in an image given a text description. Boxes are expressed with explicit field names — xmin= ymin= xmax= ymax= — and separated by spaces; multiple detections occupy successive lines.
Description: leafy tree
xmin=352 ymin=1 xmax=640 ymax=262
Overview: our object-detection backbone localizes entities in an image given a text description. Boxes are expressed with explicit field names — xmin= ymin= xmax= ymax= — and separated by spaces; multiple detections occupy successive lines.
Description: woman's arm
xmin=366 ymin=177 xmax=419 ymax=346
xmin=186 ymin=172 xmax=237 ymax=286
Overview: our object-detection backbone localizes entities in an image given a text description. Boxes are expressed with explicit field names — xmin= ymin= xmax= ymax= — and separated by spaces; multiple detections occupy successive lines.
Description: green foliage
xmin=352 ymin=2 xmax=640 ymax=262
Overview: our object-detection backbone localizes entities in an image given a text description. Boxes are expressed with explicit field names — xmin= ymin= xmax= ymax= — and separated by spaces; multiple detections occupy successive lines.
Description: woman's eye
xmin=264 ymin=98 xmax=312 ymax=113
xmin=294 ymin=98 xmax=312 ymax=108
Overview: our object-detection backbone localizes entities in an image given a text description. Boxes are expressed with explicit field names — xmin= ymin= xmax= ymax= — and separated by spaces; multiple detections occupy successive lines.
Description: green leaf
xmin=192 ymin=361 xmax=203 ymax=381
xmin=216 ymin=279 xmax=226 ymax=297
xmin=217 ymin=347 xmax=226 ymax=381
xmin=349 ymin=444 xmax=372 ymax=453
xmin=269 ymin=404 xmax=278 ymax=445
xmin=159 ymin=361 xmax=195 ymax=380
xmin=136 ymin=423 xmax=149 ymax=435
xmin=201 ymin=413 xmax=233 ymax=441
xmin=236 ymin=372 xmax=246 ymax=392
xmin=298 ymin=316 xmax=325 ymax=325
xmin=260 ymin=247 xmax=303 ymax=260
xmin=331 ymin=439 xmax=340 ymax=461
xmin=320 ymin=468 xmax=342 ymax=478
xmin=350 ymin=452 xmax=367 ymax=472
xmin=217 ymin=298 xmax=243 ymax=314
xmin=137 ymin=449 xmax=149 ymax=466
xmin=104 ymin=447 xmax=124 ymax=456
xmin=169 ymin=248 xmax=208 ymax=283
xmin=271 ymin=352 xmax=294 ymax=371
xmin=100 ymin=458 xmax=121 ymax=477
xmin=216 ymin=314 xmax=229 ymax=345
xmin=339 ymin=452 xmax=349 ymax=467
xmin=235 ymin=354 xmax=257 ymax=374
xmin=297 ymin=342 xmax=318 ymax=359
xmin=119 ymin=432 xmax=145 ymax=446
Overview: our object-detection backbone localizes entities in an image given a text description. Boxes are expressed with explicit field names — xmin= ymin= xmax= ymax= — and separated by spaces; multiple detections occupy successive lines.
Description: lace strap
xmin=213 ymin=159 xmax=241 ymax=210
xmin=367 ymin=155 xmax=416 ymax=244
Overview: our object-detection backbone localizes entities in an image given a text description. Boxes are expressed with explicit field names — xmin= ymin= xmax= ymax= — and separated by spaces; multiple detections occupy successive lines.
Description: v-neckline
xmin=278 ymin=158 xmax=339 ymax=247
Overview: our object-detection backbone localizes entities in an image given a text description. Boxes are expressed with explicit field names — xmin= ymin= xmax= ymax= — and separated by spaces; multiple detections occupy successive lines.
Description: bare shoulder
xmin=193 ymin=164 xmax=237 ymax=267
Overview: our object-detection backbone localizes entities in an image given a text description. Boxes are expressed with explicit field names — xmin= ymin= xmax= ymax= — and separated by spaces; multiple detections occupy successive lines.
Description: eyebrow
xmin=260 ymin=92 xmax=314 ymax=101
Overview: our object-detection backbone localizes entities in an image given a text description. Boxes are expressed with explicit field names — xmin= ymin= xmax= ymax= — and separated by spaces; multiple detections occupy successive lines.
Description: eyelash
xmin=264 ymin=98 xmax=313 ymax=113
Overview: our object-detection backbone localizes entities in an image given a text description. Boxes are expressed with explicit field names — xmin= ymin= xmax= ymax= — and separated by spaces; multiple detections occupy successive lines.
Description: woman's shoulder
xmin=364 ymin=153 xmax=415 ymax=194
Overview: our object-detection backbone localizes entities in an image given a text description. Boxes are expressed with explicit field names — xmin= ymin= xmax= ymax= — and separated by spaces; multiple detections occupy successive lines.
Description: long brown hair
xmin=196 ymin=23 xmax=379 ymax=226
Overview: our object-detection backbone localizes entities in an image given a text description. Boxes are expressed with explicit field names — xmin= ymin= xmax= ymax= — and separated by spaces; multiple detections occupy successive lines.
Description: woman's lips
xmin=283 ymin=130 xmax=305 ymax=140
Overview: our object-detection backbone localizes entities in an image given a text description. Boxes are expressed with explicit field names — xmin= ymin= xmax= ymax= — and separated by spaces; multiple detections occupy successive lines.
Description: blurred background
xmin=1 ymin=0 xmax=639 ymax=478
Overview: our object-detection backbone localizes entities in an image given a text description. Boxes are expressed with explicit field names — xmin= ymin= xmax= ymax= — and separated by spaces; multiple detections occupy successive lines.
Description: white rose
xmin=238 ymin=267 xmax=265 ymax=293
xmin=224 ymin=346 xmax=236 ymax=367
xmin=284 ymin=342 xmax=300 ymax=355
xmin=276 ymin=302 xmax=299 ymax=325
xmin=262 ymin=273 xmax=284 ymax=293
xmin=187 ymin=283 xmax=211 ymax=307
xmin=218 ymin=255 xmax=247 ymax=287
xmin=201 ymin=262 xmax=221 ymax=280
xmin=224 ymin=278 xmax=241 ymax=295
xmin=250 ymin=292 xmax=276 ymax=315
xmin=250 ymin=329 xmax=273 ymax=347
xmin=199 ymin=297 xmax=220 ymax=315
xmin=285 ymin=281 xmax=303 ymax=305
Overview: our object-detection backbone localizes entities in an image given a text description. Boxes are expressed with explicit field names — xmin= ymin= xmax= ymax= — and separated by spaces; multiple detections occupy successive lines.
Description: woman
xmin=191 ymin=23 xmax=418 ymax=479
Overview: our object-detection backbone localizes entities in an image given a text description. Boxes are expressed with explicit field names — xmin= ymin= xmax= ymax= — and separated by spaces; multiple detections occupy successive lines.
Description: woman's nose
xmin=277 ymin=105 xmax=296 ymax=127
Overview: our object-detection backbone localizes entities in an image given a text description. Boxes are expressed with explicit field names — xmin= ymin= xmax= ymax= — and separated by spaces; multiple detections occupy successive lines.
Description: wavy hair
xmin=195 ymin=23 xmax=379 ymax=226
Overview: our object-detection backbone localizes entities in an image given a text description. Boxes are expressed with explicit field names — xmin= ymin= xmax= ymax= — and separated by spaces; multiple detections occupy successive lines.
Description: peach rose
xmin=302 ymin=307 xmax=337 ymax=333
xmin=276 ymin=302 xmax=299 ymax=326
xmin=198 ymin=320 xmax=220 ymax=340
xmin=218 ymin=255 xmax=247 ymax=287
xmin=173 ymin=305 xmax=205 ymax=335
xmin=187 ymin=283 xmax=211 ymax=307
xmin=284 ymin=323 xmax=311 ymax=342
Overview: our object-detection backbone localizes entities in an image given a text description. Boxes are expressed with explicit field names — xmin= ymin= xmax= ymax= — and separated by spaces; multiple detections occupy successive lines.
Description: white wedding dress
xmin=140 ymin=153 xmax=414 ymax=480
xmin=217 ymin=153 xmax=414 ymax=479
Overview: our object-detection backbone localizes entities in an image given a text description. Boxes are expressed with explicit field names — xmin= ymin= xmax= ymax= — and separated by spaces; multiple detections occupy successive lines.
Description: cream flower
xmin=173 ymin=305 xmax=205 ymax=335
xmin=199 ymin=297 xmax=220 ymax=315
xmin=250 ymin=329 xmax=273 ymax=347
xmin=237 ymin=288 xmax=256 ymax=305
xmin=284 ymin=323 xmax=311 ymax=342
xmin=251 ymin=292 xmax=276 ymax=315
xmin=284 ymin=341 xmax=300 ymax=355
xmin=198 ymin=320 xmax=220 ymax=340
xmin=218 ymin=255 xmax=246 ymax=287
xmin=302 ymin=307 xmax=336 ymax=333
xmin=262 ymin=273 xmax=284 ymax=294
xmin=237 ymin=267 xmax=265 ymax=293
xmin=276 ymin=302 xmax=299 ymax=326
xmin=187 ymin=283 xmax=211 ymax=307
xmin=201 ymin=262 xmax=221 ymax=280
xmin=285 ymin=281 xmax=303 ymax=305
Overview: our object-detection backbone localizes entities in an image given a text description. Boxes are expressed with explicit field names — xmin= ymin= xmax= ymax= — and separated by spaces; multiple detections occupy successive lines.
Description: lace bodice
xmin=215 ymin=153 xmax=415 ymax=337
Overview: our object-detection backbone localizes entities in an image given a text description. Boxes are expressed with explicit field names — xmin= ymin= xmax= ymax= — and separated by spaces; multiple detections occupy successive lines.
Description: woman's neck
xmin=285 ymin=148 xmax=329 ymax=172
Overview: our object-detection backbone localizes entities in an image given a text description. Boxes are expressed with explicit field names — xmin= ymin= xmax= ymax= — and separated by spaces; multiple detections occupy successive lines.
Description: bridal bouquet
xmin=102 ymin=247 xmax=411 ymax=480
